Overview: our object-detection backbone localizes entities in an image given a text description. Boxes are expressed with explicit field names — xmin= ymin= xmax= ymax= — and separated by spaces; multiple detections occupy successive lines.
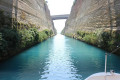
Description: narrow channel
xmin=0 ymin=34 xmax=120 ymax=80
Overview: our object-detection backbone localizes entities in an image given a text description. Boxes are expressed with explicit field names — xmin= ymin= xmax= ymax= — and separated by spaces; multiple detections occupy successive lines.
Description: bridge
xmin=51 ymin=14 xmax=70 ymax=20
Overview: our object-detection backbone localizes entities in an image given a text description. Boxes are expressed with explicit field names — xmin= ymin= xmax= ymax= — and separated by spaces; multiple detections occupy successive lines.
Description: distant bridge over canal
xmin=51 ymin=14 xmax=69 ymax=20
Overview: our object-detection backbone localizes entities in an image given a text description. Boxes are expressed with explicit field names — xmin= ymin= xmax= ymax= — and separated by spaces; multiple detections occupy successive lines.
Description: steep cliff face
xmin=0 ymin=0 xmax=56 ymax=61
xmin=63 ymin=0 xmax=120 ymax=54
xmin=0 ymin=0 xmax=55 ymax=32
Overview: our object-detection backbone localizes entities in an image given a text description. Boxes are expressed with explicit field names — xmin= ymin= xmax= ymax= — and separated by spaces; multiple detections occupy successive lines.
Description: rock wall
xmin=0 ymin=0 xmax=55 ymax=32
xmin=63 ymin=0 xmax=120 ymax=33
xmin=63 ymin=0 xmax=120 ymax=54
xmin=0 ymin=0 xmax=56 ymax=61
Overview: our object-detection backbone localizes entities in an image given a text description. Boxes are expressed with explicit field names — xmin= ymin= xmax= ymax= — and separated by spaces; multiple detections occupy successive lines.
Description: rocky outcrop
xmin=0 ymin=0 xmax=55 ymax=32
xmin=63 ymin=0 xmax=120 ymax=54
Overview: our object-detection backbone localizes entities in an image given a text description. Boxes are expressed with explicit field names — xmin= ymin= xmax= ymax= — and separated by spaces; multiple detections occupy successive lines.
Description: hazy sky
xmin=46 ymin=0 xmax=74 ymax=15
xmin=46 ymin=0 xmax=74 ymax=33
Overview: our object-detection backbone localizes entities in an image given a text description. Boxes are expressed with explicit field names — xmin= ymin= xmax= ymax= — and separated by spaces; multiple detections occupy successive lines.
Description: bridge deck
xmin=51 ymin=14 xmax=69 ymax=20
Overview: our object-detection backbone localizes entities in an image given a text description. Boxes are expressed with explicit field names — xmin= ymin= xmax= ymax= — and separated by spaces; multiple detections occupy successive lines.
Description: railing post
xmin=105 ymin=53 xmax=107 ymax=73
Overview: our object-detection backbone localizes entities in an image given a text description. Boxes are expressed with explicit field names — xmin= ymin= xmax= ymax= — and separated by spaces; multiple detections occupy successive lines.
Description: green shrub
xmin=77 ymin=31 xmax=98 ymax=45
xmin=19 ymin=29 xmax=34 ymax=48
xmin=0 ymin=10 xmax=54 ymax=58
xmin=0 ymin=32 xmax=8 ymax=56
xmin=1 ymin=28 xmax=19 ymax=47
xmin=0 ymin=27 xmax=53 ymax=57
xmin=76 ymin=30 xmax=120 ymax=53
xmin=77 ymin=31 xmax=85 ymax=38
xmin=38 ymin=31 xmax=48 ymax=42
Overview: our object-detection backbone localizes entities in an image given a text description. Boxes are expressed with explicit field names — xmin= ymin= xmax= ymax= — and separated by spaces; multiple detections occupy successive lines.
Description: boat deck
xmin=85 ymin=72 xmax=120 ymax=80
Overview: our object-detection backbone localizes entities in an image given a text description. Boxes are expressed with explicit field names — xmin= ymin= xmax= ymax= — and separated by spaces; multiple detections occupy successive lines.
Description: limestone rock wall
xmin=0 ymin=0 xmax=55 ymax=33
xmin=63 ymin=0 xmax=120 ymax=34
xmin=63 ymin=0 xmax=120 ymax=54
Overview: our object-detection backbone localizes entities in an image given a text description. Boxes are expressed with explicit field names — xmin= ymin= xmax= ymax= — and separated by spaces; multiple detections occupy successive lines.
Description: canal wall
xmin=63 ymin=0 xmax=120 ymax=54
xmin=0 ymin=0 xmax=56 ymax=61
xmin=0 ymin=0 xmax=55 ymax=32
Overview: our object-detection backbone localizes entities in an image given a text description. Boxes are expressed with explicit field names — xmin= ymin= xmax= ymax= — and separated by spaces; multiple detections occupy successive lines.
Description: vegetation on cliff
xmin=0 ymin=27 xmax=53 ymax=60
xmin=63 ymin=0 xmax=120 ymax=54
xmin=0 ymin=10 xmax=54 ymax=61
xmin=64 ymin=30 xmax=120 ymax=54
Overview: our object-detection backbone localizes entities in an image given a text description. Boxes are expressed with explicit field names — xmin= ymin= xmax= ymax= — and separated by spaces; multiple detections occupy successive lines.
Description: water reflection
xmin=0 ymin=34 xmax=120 ymax=80
xmin=40 ymin=34 xmax=82 ymax=80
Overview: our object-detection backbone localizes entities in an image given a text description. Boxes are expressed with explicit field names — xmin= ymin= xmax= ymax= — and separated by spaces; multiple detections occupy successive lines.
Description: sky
xmin=53 ymin=20 xmax=66 ymax=33
xmin=46 ymin=0 xmax=74 ymax=33
xmin=46 ymin=0 xmax=74 ymax=15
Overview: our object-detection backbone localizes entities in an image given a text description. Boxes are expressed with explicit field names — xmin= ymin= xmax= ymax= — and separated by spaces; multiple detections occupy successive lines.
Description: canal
xmin=0 ymin=34 xmax=120 ymax=80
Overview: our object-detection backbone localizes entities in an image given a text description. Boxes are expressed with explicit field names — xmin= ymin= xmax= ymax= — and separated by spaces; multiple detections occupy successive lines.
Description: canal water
xmin=0 ymin=34 xmax=120 ymax=80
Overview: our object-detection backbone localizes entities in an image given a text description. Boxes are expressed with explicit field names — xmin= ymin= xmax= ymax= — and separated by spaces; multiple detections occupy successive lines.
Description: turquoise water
xmin=0 ymin=34 xmax=120 ymax=80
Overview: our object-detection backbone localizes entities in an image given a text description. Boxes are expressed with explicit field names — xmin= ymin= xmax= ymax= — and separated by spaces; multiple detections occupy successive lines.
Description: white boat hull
xmin=85 ymin=72 xmax=120 ymax=80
